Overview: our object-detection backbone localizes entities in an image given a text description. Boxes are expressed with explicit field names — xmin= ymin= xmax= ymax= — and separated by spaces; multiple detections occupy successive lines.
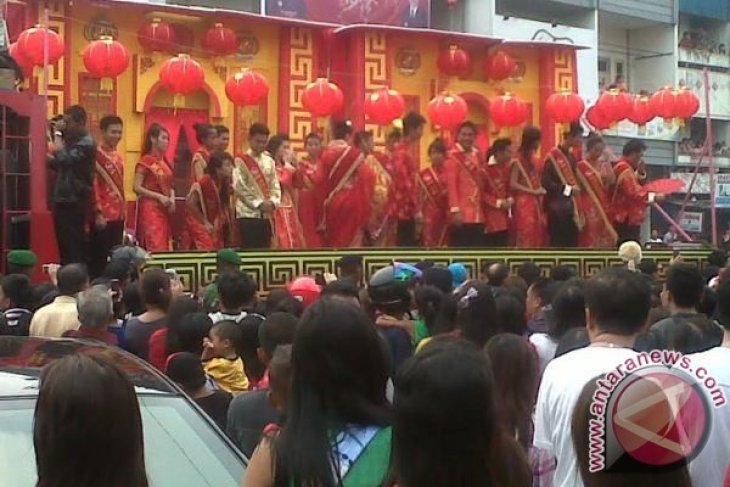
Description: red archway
xmin=458 ymin=91 xmax=491 ymax=154
xmin=142 ymin=80 xmax=223 ymax=119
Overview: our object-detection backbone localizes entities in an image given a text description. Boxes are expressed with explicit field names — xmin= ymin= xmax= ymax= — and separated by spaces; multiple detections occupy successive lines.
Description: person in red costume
xmin=576 ymin=134 xmax=617 ymax=248
xmin=419 ymin=138 xmax=449 ymax=248
xmin=391 ymin=112 xmax=426 ymax=247
xmin=445 ymin=121 xmax=485 ymax=248
xmin=90 ymin=115 xmax=125 ymax=277
xmin=316 ymin=121 xmax=373 ymax=248
xmin=185 ymin=151 xmax=233 ymax=250
xmin=190 ymin=123 xmax=219 ymax=184
xmin=296 ymin=132 xmax=323 ymax=248
xmin=612 ymin=139 xmax=665 ymax=244
xmin=133 ymin=124 xmax=175 ymax=252
xmin=482 ymin=138 xmax=514 ymax=247
xmin=268 ymin=134 xmax=306 ymax=249
xmin=510 ymin=127 xmax=547 ymax=248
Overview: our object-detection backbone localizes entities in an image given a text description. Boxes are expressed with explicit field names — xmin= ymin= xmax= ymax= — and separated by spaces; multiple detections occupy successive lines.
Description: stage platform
xmin=146 ymin=248 xmax=711 ymax=293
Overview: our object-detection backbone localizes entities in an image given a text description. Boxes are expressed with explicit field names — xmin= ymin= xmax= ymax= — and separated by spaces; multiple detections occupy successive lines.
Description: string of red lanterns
xmin=364 ymin=88 xmax=406 ymax=126
xmin=490 ymin=93 xmax=528 ymax=127
xmin=82 ymin=36 xmax=131 ymax=90
xmin=546 ymin=91 xmax=584 ymax=123
xmin=159 ymin=54 xmax=205 ymax=107
xmin=594 ymin=88 xmax=633 ymax=125
xmin=225 ymin=69 xmax=269 ymax=106
xmin=585 ymin=105 xmax=612 ymax=131
xmin=427 ymin=93 xmax=468 ymax=130
xmin=301 ymin=78 xmax=344 ymax=118
xmin=16 ymin=25 xmax=64 ymax=66
xmin=628 ymin=95 xmax=655 ymax=127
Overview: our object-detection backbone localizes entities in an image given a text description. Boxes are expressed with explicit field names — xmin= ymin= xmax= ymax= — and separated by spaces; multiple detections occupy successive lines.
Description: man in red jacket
xmin=390 ymin=112 xmax=426 ymax=247
xmin=612 ymin=139 xmax=664 ymax=244
xmin=482 ymin=138 xmax=514 ymax=247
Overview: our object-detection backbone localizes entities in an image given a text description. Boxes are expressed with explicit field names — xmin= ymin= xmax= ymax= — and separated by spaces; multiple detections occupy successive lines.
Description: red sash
xmin=191 ymin=149 xmax=210 ymax=182
xmin=239 ymin=153 xmax=270 ymax=199
xmin=199 ymin=175 xmax=222 ymax=221
xmin=577 ymin=159 xmax=618 ymax=242
xmin=452 ymin=146 xmax=482 ymax=189
xmin=139 ymin=155 xmax=172 ymax=195
xmin=419 ymin=167 xmax=446 ymax=207
xmin=546 ymin=148 xmax=584 ymax=229
xmin=96 ymin=147 xmax=124 ymax=202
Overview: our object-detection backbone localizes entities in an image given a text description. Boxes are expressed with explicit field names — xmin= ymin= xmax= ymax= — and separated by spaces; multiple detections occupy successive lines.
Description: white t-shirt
xmin=534 ymin=346 xmax=637 ymax=487
xmin=529 ymin=332 xmax=558 ymax=376
xmin=688 ymin=346 xmax=730 ymax=487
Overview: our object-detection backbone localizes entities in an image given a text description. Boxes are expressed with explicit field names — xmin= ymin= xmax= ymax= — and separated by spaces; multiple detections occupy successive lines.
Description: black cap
xmin=422 ymin=266 xmax=453 ymax=294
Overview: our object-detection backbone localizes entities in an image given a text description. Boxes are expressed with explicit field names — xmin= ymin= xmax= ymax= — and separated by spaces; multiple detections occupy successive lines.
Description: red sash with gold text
xmin=97 ymin=147 xmax=124 ymax=203
xmin=577 ymin=159 xmax=618 ymax=242
xmin=240 ymin=153 xmax=270 ymax=200
xmin=139 ymin=155 xmax=172 ymax=195
xmin=546 ymin=148 xmax=584 ymax=229
xmin=419 ymin=167 xmax=447 ymax=208
xmin=452 ymin=146 xmax=482 ymax=189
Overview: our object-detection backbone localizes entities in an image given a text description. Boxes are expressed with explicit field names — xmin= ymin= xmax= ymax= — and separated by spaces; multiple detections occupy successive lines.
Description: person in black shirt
xmin=48 ymin=105 xmax=96 ymax=265
xmin=166 ymin=352 xmax=232 ymax=432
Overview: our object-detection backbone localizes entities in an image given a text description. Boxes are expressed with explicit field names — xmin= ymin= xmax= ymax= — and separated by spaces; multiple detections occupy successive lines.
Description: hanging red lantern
xmin=490 ymin=93 xmax=528 ymax=127
xmin=484 ymin=50 xmax=516 ymax=82
xmin=16 ymin=25 xmax=64 ymax=66
xmin=648 ymin=87 xmax=678 ymax=122
xmin=159 ymin=54 xmax=205 ymax=96
xmin=364 ymin=88 xmax=406 ymax=125
xmin=675 ymin=88 xmax=700 ymax=119
xmin=138 ymin=18 xmax=175 ymax=52
xmin=595 ymin=89 xmax=633 ymax=123
xmin=546 ymin=91 xmax=585 ymax=123
xmin=82 ymin=36 xmax=130 ymax=83
xmin=437 ymin=45 xmax=471 ymax=78
xmin=586 ymin=105 xmax=611 ymax=131
xmin=628 ymin=95 xmax=655 ymax=126
xmin=9 ymin=42 xmax=33 ymax=78
xmin=427 ymin=93 xmax=468 ymax=130
xmin=225 ymin=69 xmax=269 ymax=106
xmin=446 ymin=0 xmax=459 ymax=6
xmin=301 ymin=78 xmax=344 ymax=118
xmin=202 ymin=23 xmax=238 ymax=56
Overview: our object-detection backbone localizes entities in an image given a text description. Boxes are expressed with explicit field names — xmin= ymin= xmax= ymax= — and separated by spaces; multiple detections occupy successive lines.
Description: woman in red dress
xmin=190 ymin=123 xmax=219 ymax=184
xmin=267 ymin=134 xmax=305 ymax=249
xmin=185 ymin=150 xmax=234 ymax=250
xmin=510 ymin=127 xmax=548 ymax=248
xmin=576 ymin=134 xmax=618 ymax=248
xmin=296 ymin=133 xmax=323 ymax=248
xmin=133 ymin=123 xmax=175 ymax=252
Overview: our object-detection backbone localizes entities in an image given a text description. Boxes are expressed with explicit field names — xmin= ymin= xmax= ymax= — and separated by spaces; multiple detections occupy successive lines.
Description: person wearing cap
xmin=542 ymin=122 xmax=585 ymax=248
xmin=316 ymin=120 xmax=374 ymax=248
xmin=203 ymin=249 xmax=242 ymax=312
xmin=448 ymin=263 xmax=468 ymax=291
xmin=6 ymin=250 xmax=38 ymax=278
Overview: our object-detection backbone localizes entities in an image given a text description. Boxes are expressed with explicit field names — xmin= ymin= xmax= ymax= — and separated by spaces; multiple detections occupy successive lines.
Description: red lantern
xmin=16 ymin=25 xmax=64 ymax=66
xmin=159 ymin=54 xmax=205 ymax=95
xmin=546 ymin=91 xmax=585 ymax=123
xmin=138 ymin=18 xmax=175 ymax=52
xmin=9 ymin=42 xmax=33 ymax=78
xmin=628 ymin=95 xmax=655 ymax=126
xmin=595 ymin=89 xmax=633 ymax=123
xmin=649 ymin=87 xmax=678 ymax=122
xmin=586 ymin=105 xmax=611 ymax=131
xmin=675 ymin=88 xmax=700 ymax=119
xmin=427 ymin=93 xmax=468 ymax=130
xmin=202 ymin=23 xmax=238 ymax=56
xmin=301 ymin=78 xmax=344 ymax=118
xmin=364 ymin=89 xmax=406 ymax=125
xmin=484 ymin=50 xmax=516 ymax=81
xmin=225 ymin=69 xmax=269 ymax=106
xmin=437 ymin=45 xmax=471 ymax=78
xmin=82 ymin=36 xmax=130 ymax=80
xmin=490 ymin=93 xmax=528 ymax=127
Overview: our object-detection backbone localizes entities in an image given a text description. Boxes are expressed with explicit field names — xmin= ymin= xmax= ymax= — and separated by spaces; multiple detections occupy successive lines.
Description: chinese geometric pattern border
xmin=146 ymin=249 xmax=710 ymax=294
xmin=364 ymin=32 xmax=389 ymax=150
xmin=287 ymin=28 xmax=315 ymax=153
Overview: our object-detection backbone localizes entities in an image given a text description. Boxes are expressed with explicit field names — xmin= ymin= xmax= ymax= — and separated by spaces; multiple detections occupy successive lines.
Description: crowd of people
xmin=3 ymin=239 xmax=730 ymax=486
xmin=43 ymin=103 xmax=668 ymax=272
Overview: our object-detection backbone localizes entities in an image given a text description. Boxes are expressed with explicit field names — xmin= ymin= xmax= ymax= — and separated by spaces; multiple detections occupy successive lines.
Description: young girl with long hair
xmin=510 ymin=126 xmax=547 ymax=248
xmin=267 ymin=134 xmax=305 ymax=249
xmin=185 ymin=150 xmax=234 ymax=250
xmin=190 ymin=123 xmax=219 ymax=183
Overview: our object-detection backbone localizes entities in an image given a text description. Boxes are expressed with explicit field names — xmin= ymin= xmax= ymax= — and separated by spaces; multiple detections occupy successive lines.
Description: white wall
xmin=464 ymin=0 xmax=494 ymax=35
xmin=628 ymin=24 xmax=677 ymax=92
xmin=598 ymin=23 xmax=629 ymax=89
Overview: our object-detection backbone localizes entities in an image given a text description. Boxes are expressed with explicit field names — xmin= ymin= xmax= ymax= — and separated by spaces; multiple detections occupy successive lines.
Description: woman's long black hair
xmin=141 ymin=123 xmax=168 ymax=156
xmin=519 ymin=126 xmax=542 ymax=171
xmin=274 ymin=298 xmax=391 ymax=487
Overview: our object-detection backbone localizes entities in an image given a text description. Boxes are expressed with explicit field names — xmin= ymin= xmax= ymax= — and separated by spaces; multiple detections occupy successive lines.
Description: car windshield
xmin=0 ymin=394 xmax=246 ymax=486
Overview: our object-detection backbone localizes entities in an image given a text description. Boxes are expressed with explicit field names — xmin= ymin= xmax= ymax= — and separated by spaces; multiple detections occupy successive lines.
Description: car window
xmin=0 ymin=395 xmax=245 ymax=487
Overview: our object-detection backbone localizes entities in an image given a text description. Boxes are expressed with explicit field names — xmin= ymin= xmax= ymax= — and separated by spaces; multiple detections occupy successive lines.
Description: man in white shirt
xmin=534 ymin=268 xmax=651 ymax=487
xmin=29 ymin=264 xmax=89 ymax=337
xmin=688 ymin=278 xmax=730 ymax=487
xmin=233 ymin=123 xmax=281 ymax=249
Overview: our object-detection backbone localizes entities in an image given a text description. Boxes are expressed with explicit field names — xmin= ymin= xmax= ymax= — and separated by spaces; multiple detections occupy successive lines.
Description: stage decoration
xmin=437 ymin=45 xmax=471 ymax=78
xmin=364 ymin=88 xmax=406 ymax=125
xmin=301 ymin=78 xmax=344 ymax=118
xmin=137 ymin=18 xmax=175 ymax=53
xmin=82 ymin=36 xmax=131 ymax=91
xmin=489 ymin=93 xmax=528 ymax=127
xmin=395 ymin=47 xmax=421 ymax=77
xmin=586 ymin=105 xmax=611 ymax=131
xmin=9 ymin=42 xmax=33 ymax=78
xmin=628 ymin=95 xmax=655 ymax=127
xmin=675 ymin=88 xmax=700 ymax=119
xmin=427 ymin=93 xmax=468 ymax=130
xmin=595 ymin=89 xmax=632 ymax=124
xmin=545 ymin=91 xmax=584 ymax=123
xmin=16 ymin=25 xmax=65 ymax=66
xmin=649 ymin=87 xmax=678 ymax=124
xmin=159 ymin=54 xmax=205 ymax=107
xmin=643 ymin=178 xmax=685 ymax=195
xmin=225 ymin=69 xmax=269 ymax=106
xmin=202 ymin=23 xmax=238 ymax=56
xmin=484 ymin=50 xmax=516 ymax=82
